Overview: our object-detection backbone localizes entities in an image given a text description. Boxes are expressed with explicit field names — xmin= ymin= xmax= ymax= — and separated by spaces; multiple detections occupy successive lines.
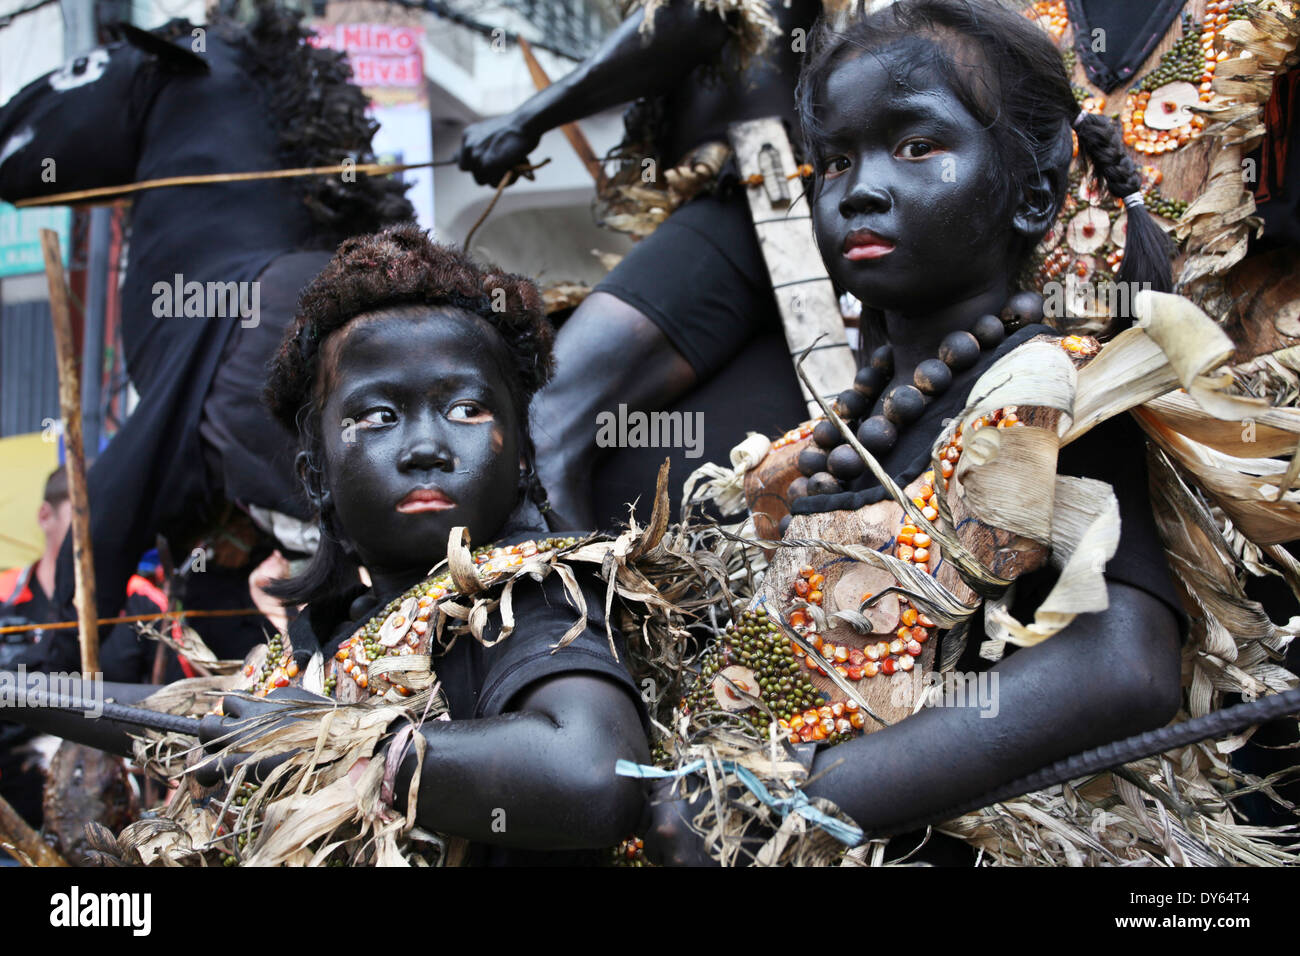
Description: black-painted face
xmin=319 ymin=307 xmax=521 ymax=581
xmin=810 ymin=48 xmax=1019 ymax=313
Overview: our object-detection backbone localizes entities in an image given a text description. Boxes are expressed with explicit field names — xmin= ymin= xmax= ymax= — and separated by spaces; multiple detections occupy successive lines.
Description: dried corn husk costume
xmin=595 ymin=1 xmax=1300 ymax=865
xmin=88 ymin=472 xmax=746 ymax=867
xmin=670 ymin=287 xmax=1300 ymax=866
xmin=91 ymin=290 xmax=1300 ymax=866
xmin=652 ymin=0 xmax=1300 ymax=866
xmin=1018 ymin=0 xmax=1300 ymax=344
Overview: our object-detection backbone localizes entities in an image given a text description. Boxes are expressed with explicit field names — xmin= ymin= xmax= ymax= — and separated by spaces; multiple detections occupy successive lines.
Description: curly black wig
xmin=264 ymin=223 xmax=556 ymax=606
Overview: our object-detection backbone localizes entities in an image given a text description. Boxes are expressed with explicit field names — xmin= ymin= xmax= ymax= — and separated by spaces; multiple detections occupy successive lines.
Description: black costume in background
xmin=282 ymin=528 xmax=647 ymax=866
xmin=1250 ymin=65 xmax=1300 ymax=251
xmin=0 ymin=568 xmax=58 ymax=828
xmin=589 ymin=185 xmax=807 ymax=526
xmin=0 ymin=23 xmax=413 ymax=646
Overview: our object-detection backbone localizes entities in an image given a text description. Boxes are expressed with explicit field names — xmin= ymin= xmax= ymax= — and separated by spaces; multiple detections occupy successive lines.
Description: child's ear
xmin=1012 ymin=124 xmax=1073 ymax=242
xmin=295 ymin=450 xmax=330 ymax=510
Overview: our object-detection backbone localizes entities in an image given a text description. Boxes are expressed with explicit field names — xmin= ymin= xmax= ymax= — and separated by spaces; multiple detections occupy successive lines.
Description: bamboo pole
xmin=0 ymin=606 xmax=264 ymax=636
xmin=40 ymin=228 xmax=99 ymax=675
xmin=13 ymin=158 xmax=446 ymax=209
xmin=0 ymin=793 xmax=68 ymax=867
xmin=517 ymin=36 xmax=607 ymax=189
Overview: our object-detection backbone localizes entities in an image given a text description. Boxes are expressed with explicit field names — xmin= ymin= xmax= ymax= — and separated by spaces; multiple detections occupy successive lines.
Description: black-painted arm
xmin=519 ymin=3 xmax=729 ymax=136
xmin=458 ymin=1 xmax=731 ymax=184
xmin=804 ymin=582 xmax=1183 ymax=833
xmin=390 ymin=671 xmax=650 ymax=849
xmin=645 ymin=582 xmax=1182 ymax=864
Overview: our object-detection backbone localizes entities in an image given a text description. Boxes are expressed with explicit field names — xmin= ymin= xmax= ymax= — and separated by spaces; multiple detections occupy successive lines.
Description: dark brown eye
xmin=822 ymin=155 xmax=851 ymax=177
xmin=356 ymin=408 xmax=395 ymax=428
xmin=448 ymin=401 xmax=492 ymax=422
xmin=898 ymin=140 xmax=935 ymax=159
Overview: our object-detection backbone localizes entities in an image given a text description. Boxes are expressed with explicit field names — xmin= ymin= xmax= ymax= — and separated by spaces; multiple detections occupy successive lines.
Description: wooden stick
xmin=13 ymin=159 xmax=444 ymax=209
xmin=0 ymin=607 xmax=264 ymax=636
xmin=41 ymin=228 xmax=99 ymax=675
xmin=517 ymin=37 xmax=607 ymax=190
xmin=463 ymin=159 xmax=552 ymax=249
xmin=0 ymin=793 xmax=68 ymax=867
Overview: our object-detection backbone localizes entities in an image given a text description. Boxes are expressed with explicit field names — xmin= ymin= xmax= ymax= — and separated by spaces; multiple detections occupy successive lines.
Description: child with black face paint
xmin=647 ymin=0 xmax=1187 ymax=864
xmin=2 ymin=226 xmax=652 ymax=864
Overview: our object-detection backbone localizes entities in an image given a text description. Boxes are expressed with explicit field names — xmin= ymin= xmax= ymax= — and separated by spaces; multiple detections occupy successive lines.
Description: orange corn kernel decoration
xmin=772 ymin=421 xmax=816 ymax=449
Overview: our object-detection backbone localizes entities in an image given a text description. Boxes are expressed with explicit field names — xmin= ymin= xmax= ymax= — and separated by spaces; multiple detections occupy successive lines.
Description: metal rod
xmin=14 ymin=158 xmax=457 ymax=208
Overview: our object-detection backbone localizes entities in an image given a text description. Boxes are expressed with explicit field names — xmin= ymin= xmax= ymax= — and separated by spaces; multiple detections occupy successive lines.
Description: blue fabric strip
xmin=616 ymin=758 xmax=864 ymax=847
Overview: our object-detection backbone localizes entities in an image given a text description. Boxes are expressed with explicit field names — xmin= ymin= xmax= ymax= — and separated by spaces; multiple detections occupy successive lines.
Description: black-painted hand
xmin=641 ymin=778 xmax=719 ymax=866
xmin=195 ymin=687 xmax=331 ymax=787
xmin=458 ymin=116 xmax=539 ymax=186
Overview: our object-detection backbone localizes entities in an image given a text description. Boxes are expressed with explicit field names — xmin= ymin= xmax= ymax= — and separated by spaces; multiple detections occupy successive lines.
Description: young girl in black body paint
xmin=1 ymin=226 xmax=652 ymax=864
xmin=648 ymin=0 xmax=1188 ymax=863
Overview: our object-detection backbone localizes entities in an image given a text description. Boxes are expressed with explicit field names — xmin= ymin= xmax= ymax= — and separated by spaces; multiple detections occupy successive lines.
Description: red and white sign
xmin=308 ymin=19 xmax=435 ymax=232
xmin=308 ymin=24 xmax=425 ymax=95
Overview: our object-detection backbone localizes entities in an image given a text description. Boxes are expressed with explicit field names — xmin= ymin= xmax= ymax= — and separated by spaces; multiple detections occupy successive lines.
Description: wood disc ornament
xmin=723 ymin=334 xmax=1103 ymax=741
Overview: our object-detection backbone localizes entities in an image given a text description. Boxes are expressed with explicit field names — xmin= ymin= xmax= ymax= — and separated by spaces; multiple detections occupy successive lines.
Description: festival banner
xmin=308 ymin=21 xmax=435 ymax=233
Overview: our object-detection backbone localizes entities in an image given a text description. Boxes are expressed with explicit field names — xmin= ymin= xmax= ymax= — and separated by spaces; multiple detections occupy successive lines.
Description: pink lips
xmin=396 ymin=488 xmax=455 ymax=514
xmin=843 ymin=229 xmax=896 ymax=261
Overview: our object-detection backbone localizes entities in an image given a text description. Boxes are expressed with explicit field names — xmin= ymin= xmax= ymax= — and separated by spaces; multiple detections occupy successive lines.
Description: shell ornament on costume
xmin=712 ymin=334 xmax=1102 ymax=746
xmin=1020 ymin=1 xmax=1252 ymax=329
xmin=245 ymin=537 xmax=581 ymax=702
xmin=328 ymin=536 xmax=580 ymax=702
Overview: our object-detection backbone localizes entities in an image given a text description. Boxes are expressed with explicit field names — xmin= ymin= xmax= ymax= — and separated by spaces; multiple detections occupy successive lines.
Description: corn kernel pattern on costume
xmin=95 ymin=486 xmax=740 ymax=867
xmin=685 ymin=285 xmax=1300 ymax=865
xmin=1018 ymin=1 xmax=1300 ymax=339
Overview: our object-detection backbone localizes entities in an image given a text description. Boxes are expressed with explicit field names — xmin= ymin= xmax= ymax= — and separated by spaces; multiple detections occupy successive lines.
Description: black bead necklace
xmin=790 ymin=291 xmax=1044 ymax=501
